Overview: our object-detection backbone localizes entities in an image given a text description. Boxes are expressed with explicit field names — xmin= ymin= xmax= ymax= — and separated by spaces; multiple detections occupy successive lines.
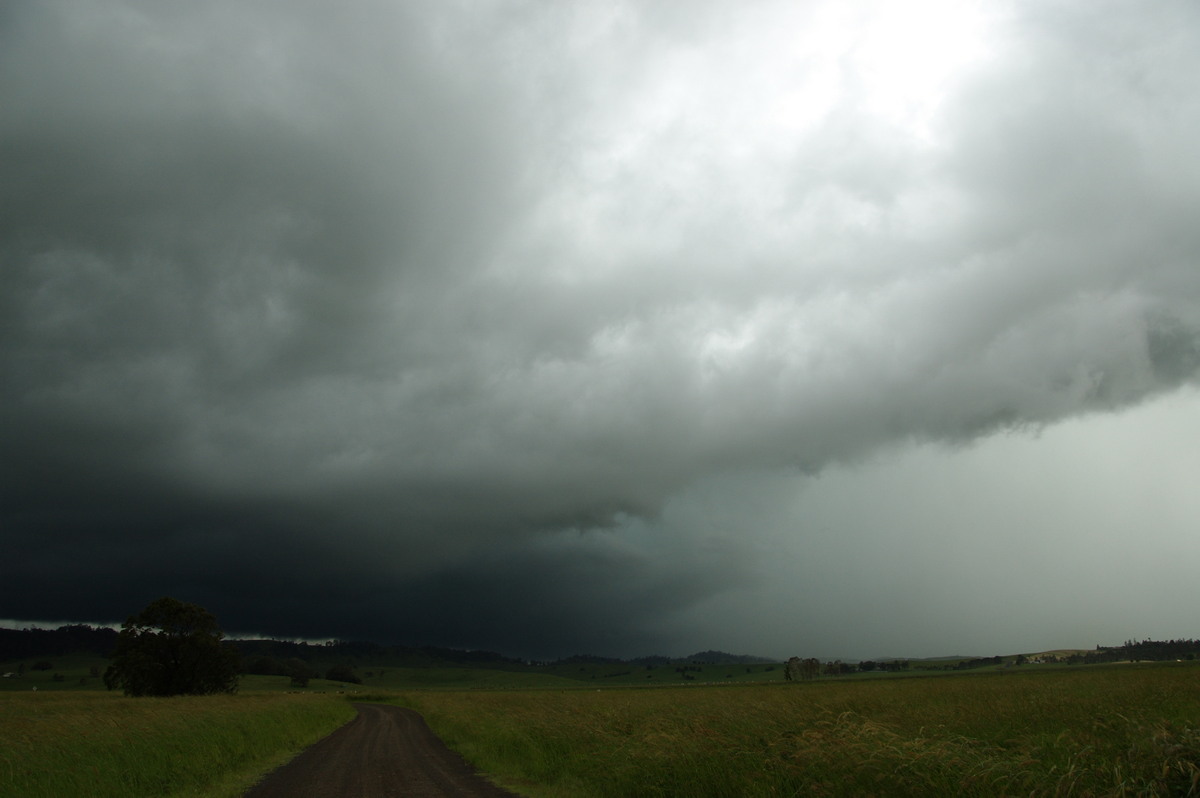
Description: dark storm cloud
xmin=3 ymin=0 xmax=1200 ymax=657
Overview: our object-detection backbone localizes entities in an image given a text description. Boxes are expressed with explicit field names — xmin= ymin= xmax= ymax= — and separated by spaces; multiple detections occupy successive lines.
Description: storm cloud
xmin=3 ymin=0 xmax=1199 ymax=659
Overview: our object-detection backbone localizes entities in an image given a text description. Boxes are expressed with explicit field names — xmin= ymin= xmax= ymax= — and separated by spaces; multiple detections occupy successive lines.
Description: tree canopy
xmin=103 ymin=597 xmax=239 ymax=696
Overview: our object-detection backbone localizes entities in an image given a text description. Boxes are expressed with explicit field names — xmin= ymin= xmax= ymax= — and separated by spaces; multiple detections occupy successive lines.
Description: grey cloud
xmin=3 ymin=0 xmax=1200 ymax=657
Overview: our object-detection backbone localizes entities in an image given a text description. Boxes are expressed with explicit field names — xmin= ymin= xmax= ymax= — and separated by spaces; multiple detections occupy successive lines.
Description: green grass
xmin=7 ymin=659 xmax=1199 ymax=797
xmin=0 ymin=654 xmax=112 ymax=691
xmin=388 ymin=662 xmax=1200 ymax=797
xmin=0 ymin=690 xmax=355 ymax=798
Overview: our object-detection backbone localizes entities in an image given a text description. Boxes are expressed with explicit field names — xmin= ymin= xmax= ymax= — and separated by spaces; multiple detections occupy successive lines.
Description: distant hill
xmin=1 ymin=625 xmax=776 ymax=670
xmin=633 ymin=650 xmax=775 ymax=666
xmin=0 ymin=625 xmax=523 ymax=669
xmin=11 ymin=624 xmax=1191 ymax=673
xmin=232 ymin=638 xmax=528 ymax=670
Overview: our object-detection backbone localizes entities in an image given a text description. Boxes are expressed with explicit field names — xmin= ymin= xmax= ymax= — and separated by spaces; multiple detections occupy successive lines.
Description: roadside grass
xmin=391 ymin=662 xmax=1200 ymax=797
xmin=0 ymin=690 xmax=355 ymax=798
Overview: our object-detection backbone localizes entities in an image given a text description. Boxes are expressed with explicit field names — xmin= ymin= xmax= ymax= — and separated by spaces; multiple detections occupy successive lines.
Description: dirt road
xmin=243 ymin=703 xmax=522 ymax=798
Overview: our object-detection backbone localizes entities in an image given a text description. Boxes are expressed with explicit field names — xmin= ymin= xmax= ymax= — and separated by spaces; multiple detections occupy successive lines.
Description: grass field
xmin=390 ymin=662 xmax=1200 ymax=797
xmin=0 ymin=690 xmax=355 ymax=798
xmin=0 ymin=654 xmax=113 ymax=691
xmin=4 ymin=660 xmax=1198 ymax=797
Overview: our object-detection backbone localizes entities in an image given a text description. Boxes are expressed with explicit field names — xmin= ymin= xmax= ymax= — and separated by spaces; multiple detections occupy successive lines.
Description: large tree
xmin=103 ymin=597 xmax=239 ymax=696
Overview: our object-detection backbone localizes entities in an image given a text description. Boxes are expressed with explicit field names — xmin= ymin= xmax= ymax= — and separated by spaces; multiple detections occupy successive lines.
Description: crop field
xmin=392 ymin=662 xmax=1200 ymax=797
xmin=0 ymin=690 xmax=354 ymax=798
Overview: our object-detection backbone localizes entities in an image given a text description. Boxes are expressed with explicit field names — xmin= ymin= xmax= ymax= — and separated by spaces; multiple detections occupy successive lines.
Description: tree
xmin=103 ymin=597 xmax=239 ymax=696
xmin=324 ymin=664 xmax=361 ymax=684
xmin=285 ymin=658 xmax=312 ymax=688
xmin=245 ymin=656 xmax=284 ymax=676
xmin=784 ymin=656 xmax=823 ymax=681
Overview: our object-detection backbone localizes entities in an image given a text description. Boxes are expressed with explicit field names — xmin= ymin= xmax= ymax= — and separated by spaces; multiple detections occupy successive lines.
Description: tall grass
xmin=394 ymin=663 xmax=1200 ymax=797
xmin=0 ymin=691 xmax=355 ymax=798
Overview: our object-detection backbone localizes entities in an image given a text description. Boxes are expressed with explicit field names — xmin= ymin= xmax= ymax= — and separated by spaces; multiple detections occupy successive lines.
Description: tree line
xmin=7 ymin=599 xmax=1199 ymax=697
xmin=785 ymin=656 xmax=915 ymax=680
xmin=1065 ymin=639 xmax=1200 ymax=665
xmin=782 ymin=638 xmax=1200 ymax=681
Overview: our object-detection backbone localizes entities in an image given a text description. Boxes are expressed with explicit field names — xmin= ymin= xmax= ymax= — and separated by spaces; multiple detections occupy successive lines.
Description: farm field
xmin=390 ymin=662 xmax=1200 ymax=797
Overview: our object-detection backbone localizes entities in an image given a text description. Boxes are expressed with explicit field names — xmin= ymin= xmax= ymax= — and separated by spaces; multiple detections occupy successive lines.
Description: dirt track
xmin=243 ymin=703 xmax=522 ymax=798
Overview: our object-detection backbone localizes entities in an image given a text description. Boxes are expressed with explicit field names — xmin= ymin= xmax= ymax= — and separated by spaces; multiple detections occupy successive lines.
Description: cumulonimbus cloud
xmin=2 ymin=0 xmax=1198 ymax=654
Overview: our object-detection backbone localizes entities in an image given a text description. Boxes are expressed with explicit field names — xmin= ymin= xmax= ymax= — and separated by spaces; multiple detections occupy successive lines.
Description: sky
xmin=2 ymin=0 xmax=1199 ymax=662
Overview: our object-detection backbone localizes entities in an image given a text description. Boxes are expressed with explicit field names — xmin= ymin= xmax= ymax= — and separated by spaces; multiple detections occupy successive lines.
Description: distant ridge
xmin=523 ymin=650 xmax=774 ymax=666
xmin=7 ymin=624 xmax=1194 ymax=669
xmin=0 ymin=625 xmax=774 ymax=669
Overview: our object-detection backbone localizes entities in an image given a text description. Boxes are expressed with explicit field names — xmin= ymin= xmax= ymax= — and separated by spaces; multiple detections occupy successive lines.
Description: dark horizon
xmin=5 ymin=615 xmax=1196 ymax=668
xmin=7 ymin=618 xmax=1198 ymax=671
